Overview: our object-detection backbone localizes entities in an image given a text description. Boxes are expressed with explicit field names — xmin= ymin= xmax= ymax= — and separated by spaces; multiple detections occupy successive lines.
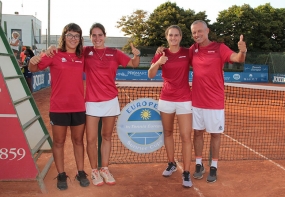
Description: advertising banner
xmin=243 ymin=64 xmax=268 ymax=73
xmin=271 ymin=74 xmax=285 ymax=84
xmin=116 ymin=69 xmax=268 ymax=83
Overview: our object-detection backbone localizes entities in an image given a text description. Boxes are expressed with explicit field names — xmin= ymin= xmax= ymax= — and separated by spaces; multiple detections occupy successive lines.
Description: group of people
xmin=28 ymin=19 xmax=247 ymax=191
xmin=9 ymin=31 xmax=38 ymax=93
xmin=28 ymin=23 xmax=140 ymax=190
xmin=149 ymin=20 xmax=247 ymax=187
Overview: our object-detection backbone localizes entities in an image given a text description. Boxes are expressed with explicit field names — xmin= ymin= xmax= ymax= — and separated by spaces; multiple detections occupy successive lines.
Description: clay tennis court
xmin=1 ymin=82 xmax=285 ymax=197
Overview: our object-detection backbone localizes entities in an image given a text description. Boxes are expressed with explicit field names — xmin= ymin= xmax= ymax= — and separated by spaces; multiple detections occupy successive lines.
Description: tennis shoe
xmin=182 ymin=171 xmax=193 ymax=188
xmin=55 ymin=172 xmax=69 ymax=190
xmin=75 ymin=170 xmax=90 ymax=187
xmin=162 ymin=162 xmax=177 ymax=177
xmin=193 ymin=163 xmax=205 ymax=179
xmin=99 ymin=168 xmax=116 ymax=185
xmin=91 ymin=169 xmax=104 ymax=186
xmin=207 ymin=167 xmax=217 ymax=183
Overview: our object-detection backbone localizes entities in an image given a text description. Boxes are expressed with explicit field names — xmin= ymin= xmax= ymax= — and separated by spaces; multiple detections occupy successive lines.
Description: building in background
xmin=1 ymin=13 xmax=129 ymax=52
xmin=1 ymin=13 xmax=152 ymax=64
xmin=2 ymin=13 xmax=41 ymax=50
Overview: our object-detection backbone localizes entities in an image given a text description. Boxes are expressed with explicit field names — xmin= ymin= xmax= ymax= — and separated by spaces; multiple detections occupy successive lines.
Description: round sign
xmin=116 ymin=98 xmax=164 ymax=153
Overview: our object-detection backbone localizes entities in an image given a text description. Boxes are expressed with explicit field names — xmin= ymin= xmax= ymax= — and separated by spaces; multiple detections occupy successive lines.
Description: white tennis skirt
xmin=86 ymin=97 xmax=120 ymax=117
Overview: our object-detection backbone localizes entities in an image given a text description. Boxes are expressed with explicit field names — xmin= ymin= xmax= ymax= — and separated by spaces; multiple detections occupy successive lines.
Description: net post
xmin=98 ymin=117 xmax=102 ymax=168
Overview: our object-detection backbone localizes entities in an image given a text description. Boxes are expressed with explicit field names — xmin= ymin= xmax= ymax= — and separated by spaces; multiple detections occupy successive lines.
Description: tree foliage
xmin=212 ymin=3 xmax=285 ymax=52
xmin=116 ymin=2 xmax=209 ymax=53
xmin=116 ymin=9 xmax=149 ymax=52
xmin=116 ymin=2 xmax=285 ymax=53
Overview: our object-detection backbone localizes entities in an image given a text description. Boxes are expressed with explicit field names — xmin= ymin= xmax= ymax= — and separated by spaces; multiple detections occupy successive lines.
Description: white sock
xmin=196 ymin=157 xmax=202 ymax=165
xmin=211 ymin=159 xmax=218 ymax=168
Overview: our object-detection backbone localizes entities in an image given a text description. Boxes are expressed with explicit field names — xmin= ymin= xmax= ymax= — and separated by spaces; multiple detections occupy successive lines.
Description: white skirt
xmin=86 ymin=97 xmax=120 ymax=117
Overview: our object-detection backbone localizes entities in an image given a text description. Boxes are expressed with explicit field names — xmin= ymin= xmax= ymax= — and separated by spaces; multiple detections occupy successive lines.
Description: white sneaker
xmin=99 ymin=168 xmax=116 ymax=185
xmin=162 ymin=162 xmax=177 ymax=177
xmin=91 ymin=169 xmax=104 ymax=186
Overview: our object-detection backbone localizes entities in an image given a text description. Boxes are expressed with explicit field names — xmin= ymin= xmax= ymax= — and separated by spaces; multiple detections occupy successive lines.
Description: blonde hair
xmin=12 ymin=31 xmax=20 ymax=38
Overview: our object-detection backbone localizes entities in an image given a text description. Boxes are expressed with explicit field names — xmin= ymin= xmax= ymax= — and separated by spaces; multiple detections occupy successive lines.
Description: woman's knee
xmin=163 ymin=129 xmax=173 ymax=138
xmin=53 ymin=140 xmax=65 ymax=148
xmin=180 ymin=133 xmax=191 ymax=143
xmin=72 ymin=137 xmax=84 ymax=146
xmin=101 ymin=132 xmax=112 ymax=141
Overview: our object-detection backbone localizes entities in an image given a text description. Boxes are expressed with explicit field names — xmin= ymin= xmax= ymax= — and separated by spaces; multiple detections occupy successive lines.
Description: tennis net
xmin=108 ymin=81 xmax=285 ymax=164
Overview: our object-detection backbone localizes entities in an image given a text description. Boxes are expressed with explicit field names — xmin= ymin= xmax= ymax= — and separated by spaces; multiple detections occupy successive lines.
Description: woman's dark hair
xmin=89 ymin=23 xmax=106 ymax=36
xmin=58 ymin=23 xmax=83 ymax=58
xmin=25 ymin=48 xmax=34 ymax=57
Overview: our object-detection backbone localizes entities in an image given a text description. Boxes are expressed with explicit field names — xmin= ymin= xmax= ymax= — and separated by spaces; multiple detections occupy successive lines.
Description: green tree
xmin=212 ymin=3 xmax=285 ymax=52
xmin=254 ymin=4 xmax=285 ymax=52
xmin=116 ymin=9 xmax=149 ymax=53
xmin=116 ymin=2 xmax=210 ymax=53
xmin=212 ymin=4 xmax=257 ymax=52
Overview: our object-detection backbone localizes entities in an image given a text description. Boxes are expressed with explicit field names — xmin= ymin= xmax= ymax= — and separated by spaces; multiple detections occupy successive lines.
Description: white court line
xmin=0 ymin=114 xmax=17 ymax=117
xmin=121 ymin=86 xmax=204 ymax=196
xmin=223 ymin=133 xmax=285 ymax=171
xmin=120 ymin=85 xmax=285 ymax=193
xmin=175 ymin=158 xmax=205 ymax=197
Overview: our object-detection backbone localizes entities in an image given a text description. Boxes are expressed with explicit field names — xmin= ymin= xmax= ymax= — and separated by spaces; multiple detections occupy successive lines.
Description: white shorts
xmin=86 ymin=97 xmax=120 ymax=117
xmin=158 ymin=99 xmax=192 ymax=114
xmin=192 ymin=107 xmax=224 ymax=133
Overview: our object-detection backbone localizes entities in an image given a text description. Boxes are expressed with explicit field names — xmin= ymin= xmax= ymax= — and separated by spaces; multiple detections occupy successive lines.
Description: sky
xmin=1 ymin=0 xmax=285 ymax=37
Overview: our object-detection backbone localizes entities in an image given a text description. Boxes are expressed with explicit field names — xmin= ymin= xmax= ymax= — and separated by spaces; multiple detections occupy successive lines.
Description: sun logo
xmin=141 ymin=109 xmax=151 ymax=120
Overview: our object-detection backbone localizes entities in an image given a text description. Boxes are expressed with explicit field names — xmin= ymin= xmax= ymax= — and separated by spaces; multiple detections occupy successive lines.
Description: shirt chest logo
xmin=61 ymin=57 xmax=67 ymax=62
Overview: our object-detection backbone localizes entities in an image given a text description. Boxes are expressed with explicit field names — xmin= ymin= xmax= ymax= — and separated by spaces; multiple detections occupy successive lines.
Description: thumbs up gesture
xmin=238 ymin=35 xmax=247 ymax=53
xmin=130 ymin=43 xmax=140 ymax=57
xmin=158 ymin=52 xmax=168 ymax=65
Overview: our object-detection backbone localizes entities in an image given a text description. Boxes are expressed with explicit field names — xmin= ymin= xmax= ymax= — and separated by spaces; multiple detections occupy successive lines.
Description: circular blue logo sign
xmin=117 ymin=98 xmax=164 ymax=153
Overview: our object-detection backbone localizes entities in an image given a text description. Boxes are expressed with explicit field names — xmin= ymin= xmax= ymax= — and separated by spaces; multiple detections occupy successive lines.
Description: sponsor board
xmin=271 ymin=74 xmax=285 ymax=84
xmin=117 ymin=69 xmax=268 ymax=83
xmin=243 ymin=64 xmax=268 ymax=72
xmin=116 ymin=98 xmax=164 ymax=153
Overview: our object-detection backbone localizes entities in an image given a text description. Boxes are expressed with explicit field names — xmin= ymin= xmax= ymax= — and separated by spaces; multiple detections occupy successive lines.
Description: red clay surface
xmin=1 ymin=85 xmax=285 ymax=197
